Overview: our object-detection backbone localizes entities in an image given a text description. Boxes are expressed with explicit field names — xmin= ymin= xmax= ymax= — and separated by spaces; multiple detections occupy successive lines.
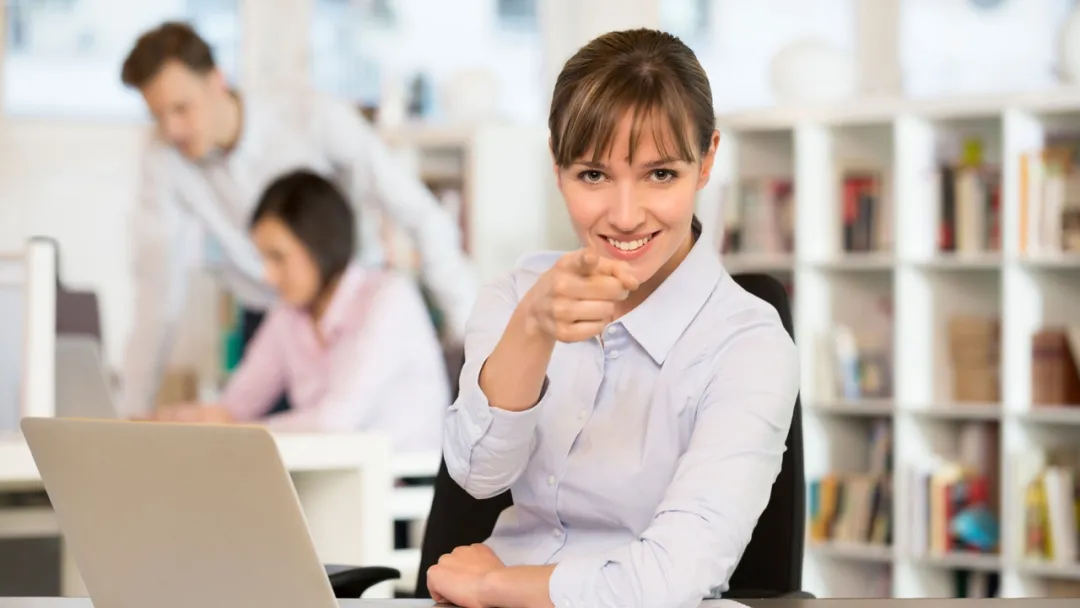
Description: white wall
xmin=0 ymin=120 xmax=144 ymax=364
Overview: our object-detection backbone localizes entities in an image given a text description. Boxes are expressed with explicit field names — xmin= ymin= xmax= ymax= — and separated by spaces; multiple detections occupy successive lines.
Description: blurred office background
xmin=3 ymin=0 xmax=1080 ymax=600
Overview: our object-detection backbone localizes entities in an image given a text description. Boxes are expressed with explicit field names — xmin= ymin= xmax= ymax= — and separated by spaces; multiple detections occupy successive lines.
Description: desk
xmin=0 ymin=431 xmax=396 ymax=598
xmin=0 ymin=598 xmax=1076 ymax=607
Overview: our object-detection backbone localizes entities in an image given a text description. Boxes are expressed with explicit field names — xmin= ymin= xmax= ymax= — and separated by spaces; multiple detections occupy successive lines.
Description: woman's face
xmin=252 ymin=216 xmax=323 ymax=308
xmin=555 ymin=111 xmax=719 ymax=286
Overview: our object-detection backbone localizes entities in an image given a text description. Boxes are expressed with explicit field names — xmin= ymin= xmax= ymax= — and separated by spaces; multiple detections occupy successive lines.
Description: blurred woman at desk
xmin=150 ymin=170 xmax=449 ymax=452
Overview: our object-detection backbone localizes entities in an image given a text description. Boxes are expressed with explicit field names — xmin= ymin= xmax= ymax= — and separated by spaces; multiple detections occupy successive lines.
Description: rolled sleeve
xmin=455 ymin=369 xmax=549 ymax=452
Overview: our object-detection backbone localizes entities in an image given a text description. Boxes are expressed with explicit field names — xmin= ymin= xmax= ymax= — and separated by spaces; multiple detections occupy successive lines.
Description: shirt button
xmin=607 ymin=325 xmax=618 ymax=336
xmin=553 ymin=528 xmax=562 ymax=537
xmin=577 ymin=410 xmax=586 ymax=420
xmin=609 ymin=350 xmax=620 ymax=359
xmin=547 ymin=475 xmax=556 ymax=486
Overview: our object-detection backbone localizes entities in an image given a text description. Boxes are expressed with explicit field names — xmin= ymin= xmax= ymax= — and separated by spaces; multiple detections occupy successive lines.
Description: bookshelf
xmin=712 ymin=89 xmax=1080 ymax=599
xmin=378 ymin=122 xmax=558 ymax=287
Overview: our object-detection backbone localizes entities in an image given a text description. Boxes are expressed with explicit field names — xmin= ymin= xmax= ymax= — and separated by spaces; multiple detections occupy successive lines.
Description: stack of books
xmin=947 ymin=315 xmax=1001 ymax=403
xmin=808 ymin=420 xmax=893 ymax=547
xmin=720 ymin=177 xmax=795 ymax=257
xmin=1021 ymin=447 xmax=1080 ymax=566
xmin=1031 ymin=326 xmax=1080 ymax=406
xmin=838 ymin=167 xmax=891 ymax=254
xmin=936 ymin=139 xmax=1002 ymax=255
xmin=1019 ymin=136 xmax=1080 ymax=255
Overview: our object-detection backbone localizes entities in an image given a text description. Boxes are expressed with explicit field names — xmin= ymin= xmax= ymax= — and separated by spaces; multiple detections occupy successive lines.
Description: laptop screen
xmin=0 ymin=255 xmax=26 ymax=432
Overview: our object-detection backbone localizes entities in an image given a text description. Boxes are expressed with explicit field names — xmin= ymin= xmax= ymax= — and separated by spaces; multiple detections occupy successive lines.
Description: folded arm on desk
xmin=489 ymin=321 xmax=800 ymax=608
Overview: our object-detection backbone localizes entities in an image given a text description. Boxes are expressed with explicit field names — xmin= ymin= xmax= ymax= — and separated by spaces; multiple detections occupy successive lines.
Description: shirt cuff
xmin=454 ymin=360 xmax=549 ymax=451
xmin=549 ymin=554 xmax=609 ymax=608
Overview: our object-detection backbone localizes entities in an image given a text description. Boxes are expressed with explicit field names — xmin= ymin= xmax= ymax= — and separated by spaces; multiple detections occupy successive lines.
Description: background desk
xmin=0 ymin=431 xmax=399 ymax=598
xmin=0 ymin=597 xmax=1078 ymax=607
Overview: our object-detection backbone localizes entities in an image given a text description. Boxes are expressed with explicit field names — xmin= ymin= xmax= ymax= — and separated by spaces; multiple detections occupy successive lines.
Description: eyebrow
xmin=573 ymin=157 xmax=682 ymax=170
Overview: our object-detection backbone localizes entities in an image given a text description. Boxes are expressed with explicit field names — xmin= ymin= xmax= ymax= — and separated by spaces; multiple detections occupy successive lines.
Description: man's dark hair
xmin=251 ymin=170 xmax=357 ymax=291
xmin=121 ymin=21 xmax=216 ymax=88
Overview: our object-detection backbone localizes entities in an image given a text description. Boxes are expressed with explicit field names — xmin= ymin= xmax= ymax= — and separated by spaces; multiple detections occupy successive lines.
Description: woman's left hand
xmin=426 ymin=543 xmax=505 ymax=608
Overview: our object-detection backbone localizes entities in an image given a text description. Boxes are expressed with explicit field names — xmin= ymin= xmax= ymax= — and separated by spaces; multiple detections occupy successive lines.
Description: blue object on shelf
xmin=950 ymin=505 xmax=1000 ymax=552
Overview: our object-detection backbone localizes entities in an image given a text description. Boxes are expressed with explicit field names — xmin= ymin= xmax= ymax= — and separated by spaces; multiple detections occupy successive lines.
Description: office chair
xmin=325 ymin=272 xmax=810 ymax=599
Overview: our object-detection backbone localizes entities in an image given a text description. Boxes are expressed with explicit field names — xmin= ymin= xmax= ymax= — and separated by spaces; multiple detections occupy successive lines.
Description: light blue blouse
xmin=442 ymin=235 xmax=800 ymax=608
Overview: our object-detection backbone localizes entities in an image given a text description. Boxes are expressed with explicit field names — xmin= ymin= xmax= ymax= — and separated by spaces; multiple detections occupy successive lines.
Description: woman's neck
xmin=308 ymin=274 xmax=343 ymax=329
xmin=615 ymin=230 xmax=695 ymax=318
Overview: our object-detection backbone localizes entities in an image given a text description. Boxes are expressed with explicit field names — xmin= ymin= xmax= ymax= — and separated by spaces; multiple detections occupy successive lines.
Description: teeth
xmin=607 ymin=235 xmax=652 ymax=251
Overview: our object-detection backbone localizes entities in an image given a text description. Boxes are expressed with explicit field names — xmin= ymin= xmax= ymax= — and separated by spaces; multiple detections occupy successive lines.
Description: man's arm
xmin=314 ymin=96 xmax=478 ymax=341
xmin=119 ymin=148 xmax=199 ymax=416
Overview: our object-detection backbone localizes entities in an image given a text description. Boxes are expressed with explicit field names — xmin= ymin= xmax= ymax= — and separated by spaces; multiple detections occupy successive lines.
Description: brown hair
xmin=548 ymin=28 xmax=715 ymax=169
xmin=121 ymin=21 xmax=216 ymax=88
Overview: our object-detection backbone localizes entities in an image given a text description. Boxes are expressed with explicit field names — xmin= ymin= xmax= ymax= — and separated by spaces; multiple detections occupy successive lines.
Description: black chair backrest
xmin=413 ymin=272 xmax=804 ymax=598
xmin=723 ymin=273 xmax=804 ymax=597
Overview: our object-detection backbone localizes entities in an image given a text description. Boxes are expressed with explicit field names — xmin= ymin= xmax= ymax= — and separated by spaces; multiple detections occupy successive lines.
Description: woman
xmin=425 ymin=28 xmax=800 ymax=608
xmin=151 ymin=170 xmax=449 ymax=454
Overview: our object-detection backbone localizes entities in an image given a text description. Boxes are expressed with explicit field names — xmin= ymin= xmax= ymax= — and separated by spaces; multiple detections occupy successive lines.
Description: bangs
xmin=550 ymin=66 xmax=700 ymax=168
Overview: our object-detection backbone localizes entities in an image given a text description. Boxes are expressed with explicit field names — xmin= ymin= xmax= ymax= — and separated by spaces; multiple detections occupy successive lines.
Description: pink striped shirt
xmin=219 ymin=263 xmax=449 ymax=453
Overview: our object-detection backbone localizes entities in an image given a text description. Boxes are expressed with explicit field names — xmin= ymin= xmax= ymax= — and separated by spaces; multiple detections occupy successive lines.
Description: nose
xmin=608 ymin=182 xmax=647 ymax=233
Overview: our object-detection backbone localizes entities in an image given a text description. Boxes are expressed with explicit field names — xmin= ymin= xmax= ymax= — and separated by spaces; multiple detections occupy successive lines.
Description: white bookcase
xmin=712 ymin=89 xmax=1080 ymax=599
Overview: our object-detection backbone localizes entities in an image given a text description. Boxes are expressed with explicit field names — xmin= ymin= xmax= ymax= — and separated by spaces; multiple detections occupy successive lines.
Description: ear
xmin=696 ymin=130 xmax=721 ymax=191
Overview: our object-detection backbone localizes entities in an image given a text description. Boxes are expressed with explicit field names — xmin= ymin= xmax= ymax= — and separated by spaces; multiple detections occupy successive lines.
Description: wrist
xmin=479 ymin=567 xmax=507 ymax=608
xmin=480 ymin=566 xmax=555 ymax=608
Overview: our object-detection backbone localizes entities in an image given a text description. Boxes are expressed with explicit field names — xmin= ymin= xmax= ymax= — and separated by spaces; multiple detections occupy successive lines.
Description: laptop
xmin=54 ymin=335 xmax=118 ymax=420
xmin=20 ymin=417 xmax=343 ymax=608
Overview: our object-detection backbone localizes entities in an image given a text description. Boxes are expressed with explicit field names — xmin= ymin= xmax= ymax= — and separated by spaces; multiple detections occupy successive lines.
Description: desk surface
xmin=0 ymin=599 xmax=1078 ymax=607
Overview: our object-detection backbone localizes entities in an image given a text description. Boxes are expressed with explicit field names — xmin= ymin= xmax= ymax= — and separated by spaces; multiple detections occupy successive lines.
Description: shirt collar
xmin=199 ymin=90 xmax=261 ymax=166
xmin=315 ymin=263 xmax=367 ymax=341
xmin=619 ymin=235 xmax=725 ymax=365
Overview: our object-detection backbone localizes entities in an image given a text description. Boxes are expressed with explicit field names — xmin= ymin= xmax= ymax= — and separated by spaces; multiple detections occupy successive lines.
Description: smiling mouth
xmin=605 ymin=232 xmax=659 ymax=252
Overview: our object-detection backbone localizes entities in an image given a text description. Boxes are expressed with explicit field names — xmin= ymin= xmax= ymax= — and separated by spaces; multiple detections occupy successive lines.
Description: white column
xmin=241 ymin=0 xmax=314 ymax=91
xmin=538 ymin=0 xmax=662 ymax=96
xmin=853 ymin=0 xmax=902 ymax=98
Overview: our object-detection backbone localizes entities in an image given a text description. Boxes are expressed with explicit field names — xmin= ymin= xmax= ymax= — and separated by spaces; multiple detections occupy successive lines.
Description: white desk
xmin=0 ymin=431 xmax=397 ymax=598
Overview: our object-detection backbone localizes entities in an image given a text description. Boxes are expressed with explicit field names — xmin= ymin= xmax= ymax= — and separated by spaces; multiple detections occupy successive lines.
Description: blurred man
xmin=118 ymin=21 xmax=476 ymax=415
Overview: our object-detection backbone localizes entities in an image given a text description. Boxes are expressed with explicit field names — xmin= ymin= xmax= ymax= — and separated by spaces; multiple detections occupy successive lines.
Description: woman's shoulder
xmin=682 ymin=274 xmax=797 ymax=366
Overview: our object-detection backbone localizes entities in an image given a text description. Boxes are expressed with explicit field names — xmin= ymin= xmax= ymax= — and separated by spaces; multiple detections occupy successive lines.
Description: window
xmin=310 ymin=0 xmax=544 ymax=124
xmin=2 ymin=0 xmax=242 ymax=119
xmin=661 ymin=0 xmax=711 ymax=43
xmin=496 ymin=0 xmax=538 ymax=33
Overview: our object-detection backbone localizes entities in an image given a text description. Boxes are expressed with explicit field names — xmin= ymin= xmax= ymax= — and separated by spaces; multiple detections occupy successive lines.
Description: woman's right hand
xmin=524 ymin=248 xmax=640 ymax=343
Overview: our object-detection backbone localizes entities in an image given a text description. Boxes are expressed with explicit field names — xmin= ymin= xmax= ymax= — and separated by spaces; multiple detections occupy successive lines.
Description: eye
xmin=650 ymin=169 xmax=678 ymax=183
xmin=577 ymin=170 xmax=606 ymax=184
